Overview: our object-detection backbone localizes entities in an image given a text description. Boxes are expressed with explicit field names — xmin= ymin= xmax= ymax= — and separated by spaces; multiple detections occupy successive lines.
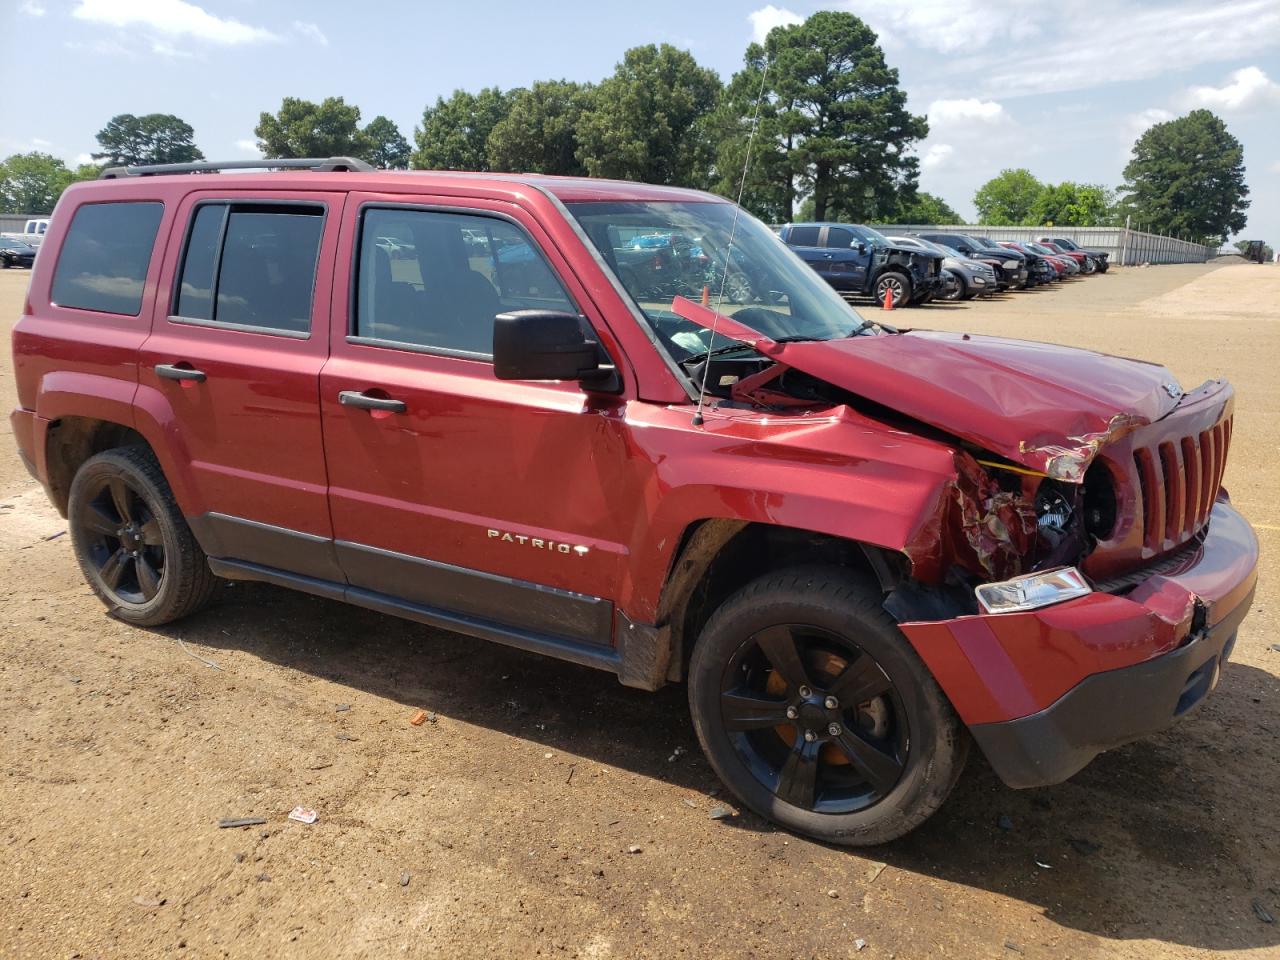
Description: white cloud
xmin=962 ymin=1 xmax=1280 ymax=99
xmin=852 ymin=0 xmax=1040 ymax=53
xmin=75 ymin=153 xmax=96 ymax=165
xmin=1270 ymin=161 xmax=1280 ymax=174
xmin=748 ymin=5 xmax=803 ymax=45
xmin=19 ymin=1 xmax=46 ymax=16
xmin=292 ymin=20 xmax=328 ymax=47
xmin=926 ymin=99 xmax=1007 ymax=127
xmin=235 ymin=139 xmax=262 ymax=157
xmin=151 ymin=40 xmax=195 ymax=59
xmin=1126 ymin=107 xmax=1174 ymax=140
xmin=1183 ymin=66 xmax=1280 ymax=112
xmin=920 ymin=143 xmax=954 ymax=170
xmin=72 ymin=0 xmax=277 ymax=45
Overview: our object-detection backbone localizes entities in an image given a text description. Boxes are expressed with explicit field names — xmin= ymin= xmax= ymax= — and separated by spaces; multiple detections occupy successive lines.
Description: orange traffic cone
xmin=883 ymin=285 xmax=894 ymax=310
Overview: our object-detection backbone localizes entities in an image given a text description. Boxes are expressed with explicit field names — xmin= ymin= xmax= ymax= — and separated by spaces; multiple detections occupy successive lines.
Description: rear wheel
xmin=873 ymin=271 xmax=911 ymax=309
xmin=68 ymin=447 xmax=216 ymax=626
xmin=688 ymin=567 xmax=969 ymax=846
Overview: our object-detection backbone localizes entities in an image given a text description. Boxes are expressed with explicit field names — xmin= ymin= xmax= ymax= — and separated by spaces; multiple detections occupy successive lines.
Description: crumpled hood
xmin=672 ymin=296 xmax=1190 ymax=481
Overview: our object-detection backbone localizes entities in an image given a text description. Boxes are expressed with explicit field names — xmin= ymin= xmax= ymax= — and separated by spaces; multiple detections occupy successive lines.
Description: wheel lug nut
xmin=798 ymin=685 xmax=812 ymax=698
xmin=785 ymin=706 xmax=798 ymax=720
xmin=803 ymin=730 xmax=817 ymax=743
xmin=828 ymin=723 xmax=842 ymax=736
xmin=824 ymin=696 xmax=839 ymax=710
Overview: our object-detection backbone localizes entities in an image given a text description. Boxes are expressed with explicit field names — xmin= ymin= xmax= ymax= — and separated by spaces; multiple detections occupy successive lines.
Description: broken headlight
xmin=975 ymin=567 xmax=1092 ymax=614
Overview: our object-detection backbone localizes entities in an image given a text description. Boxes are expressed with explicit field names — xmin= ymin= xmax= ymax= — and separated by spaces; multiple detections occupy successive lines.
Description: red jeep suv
xmin=10 ymin=159 xmax=1258 ymax=845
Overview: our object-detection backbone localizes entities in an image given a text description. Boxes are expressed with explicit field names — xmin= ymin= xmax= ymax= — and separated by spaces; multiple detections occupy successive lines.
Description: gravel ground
xmin=1 ymin=262 xmax=1277 ymax=960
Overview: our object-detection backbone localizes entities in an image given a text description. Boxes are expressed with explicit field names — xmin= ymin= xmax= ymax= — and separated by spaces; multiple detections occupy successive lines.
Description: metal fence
xmin=0 ymin=214 xmax=33 ymax=233
xmin=872 ymin=224 xmax=1214 ymax=266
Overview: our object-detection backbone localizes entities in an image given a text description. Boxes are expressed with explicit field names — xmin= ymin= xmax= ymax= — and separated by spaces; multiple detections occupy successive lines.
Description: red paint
xmin=8 ymin=170 xmax=1260 ymax=731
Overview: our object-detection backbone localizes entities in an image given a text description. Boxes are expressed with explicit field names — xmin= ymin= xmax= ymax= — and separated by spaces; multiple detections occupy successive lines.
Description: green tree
xmin=255 ymin=96 xmax=368 ymax=159
xmin=487 ymin=81 xmax=594 ymax=175
xmin=575 ymin=44 xmax=721 ymax=186
xmin=888 ymin=191 xmax=960 ymax=224
xmin=361 ymin=115 xmax=410 ymax=169
xmin=93 ymin=113 xmax=204 ymax=166
xmin=412 ymin=88 xmax=511 ymax=171
xmin=1030 ymin=182 xmax=1115 ymax=226
xmin=973 ymin=168 xmax=1044 ymax=225
xmin=723 ymin=12 xmax=927 ymax=223
xmin=710 ymin=44 xmax=794 ymax=222
xmin=1119 ymin=109 xmax=1248 ymax=244
xmin=0 ymin=152 xmax=73 ymax=214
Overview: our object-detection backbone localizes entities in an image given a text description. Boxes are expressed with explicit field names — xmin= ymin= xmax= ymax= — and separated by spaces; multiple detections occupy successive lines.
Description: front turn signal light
xmin=975 ymin=567 xmax=1092 ymax=614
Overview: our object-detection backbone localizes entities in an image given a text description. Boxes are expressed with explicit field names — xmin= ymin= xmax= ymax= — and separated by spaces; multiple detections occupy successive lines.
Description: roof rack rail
xmin=98 ymin=157 xmax=375 ymax=179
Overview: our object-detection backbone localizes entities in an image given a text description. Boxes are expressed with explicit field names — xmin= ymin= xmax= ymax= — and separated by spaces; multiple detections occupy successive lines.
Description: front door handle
xmin=155 ymin=363 xmax=206 ymax=383
xmin=338 ymin=390 xmax=407 ymax=414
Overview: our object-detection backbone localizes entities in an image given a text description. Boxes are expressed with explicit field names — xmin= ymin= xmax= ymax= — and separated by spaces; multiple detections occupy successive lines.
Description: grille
xmin=1132 ymin=417 xmax=1231 ymax=552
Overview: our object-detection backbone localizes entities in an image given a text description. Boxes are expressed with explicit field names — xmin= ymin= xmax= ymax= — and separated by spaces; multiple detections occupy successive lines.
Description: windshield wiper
xmin=680 ymin=334 xmax=820 ymax=367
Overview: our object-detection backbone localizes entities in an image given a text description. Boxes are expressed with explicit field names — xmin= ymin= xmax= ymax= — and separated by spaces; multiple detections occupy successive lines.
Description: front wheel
xmin=68 ymin=447 xmax=216 ymax=626
xmin=873 ymin=271 xmax=911 ymax=309
xmin=688 ymin=568 xmax=969 ymax=846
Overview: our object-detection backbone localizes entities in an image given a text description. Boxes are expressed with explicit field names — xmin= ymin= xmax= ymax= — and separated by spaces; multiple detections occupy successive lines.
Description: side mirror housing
xmin=493 ymin=310 xmax=618 ymax=390
xmin=855 ymin=242 xmax=867 ymax=254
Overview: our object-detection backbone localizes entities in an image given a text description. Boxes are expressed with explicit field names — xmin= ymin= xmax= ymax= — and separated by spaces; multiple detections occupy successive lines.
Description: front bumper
xmin=900 ymin=501 xmax=1258 ymax=788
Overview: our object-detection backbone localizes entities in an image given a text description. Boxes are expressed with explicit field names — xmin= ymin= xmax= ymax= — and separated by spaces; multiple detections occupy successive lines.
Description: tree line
xmin=0 ymin=11 xmax=1252 ymax=246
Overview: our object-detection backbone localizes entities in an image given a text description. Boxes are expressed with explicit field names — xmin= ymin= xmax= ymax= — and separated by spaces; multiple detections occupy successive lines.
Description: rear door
xmin=782 ymin=225 xmax=828 ymax=275
xmin=317 ymin=193 xmax=632 ymax=650
xmin=136 ymin=190 xmax=345 ymax=580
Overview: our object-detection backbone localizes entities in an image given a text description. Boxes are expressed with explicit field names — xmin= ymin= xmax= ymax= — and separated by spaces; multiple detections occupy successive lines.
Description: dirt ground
xmin=1 ymin=261 xmax=1277 ymax=960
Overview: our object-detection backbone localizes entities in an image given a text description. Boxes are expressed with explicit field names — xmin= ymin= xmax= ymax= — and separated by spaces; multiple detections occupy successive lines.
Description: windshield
xmin=1054 ymin=238 xmax=1079 ymax=250
xmin=565 ymin=201 xmax=869 ymax=362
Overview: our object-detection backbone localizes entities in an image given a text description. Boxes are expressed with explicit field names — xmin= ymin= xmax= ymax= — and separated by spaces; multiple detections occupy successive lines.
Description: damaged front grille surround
xmin=1132 ymin=417 xmax=1231 ymax=554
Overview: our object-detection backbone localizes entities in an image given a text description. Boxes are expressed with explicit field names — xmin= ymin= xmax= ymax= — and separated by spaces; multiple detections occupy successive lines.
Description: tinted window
xmin=51 ymin=201 xmax=163 ymax=315
xmin=826 ymin=227 xmax=855 ymax=248
xmin=173 ymin=204 xmax=323 ymax=334
xmin=786 ymin=226 xmax=820 ymax=246
xmin=355 ymin=208 xmax=575 ymax=357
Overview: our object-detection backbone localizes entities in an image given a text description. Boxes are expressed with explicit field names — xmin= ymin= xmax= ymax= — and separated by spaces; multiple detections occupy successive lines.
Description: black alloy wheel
xmin=719 ymin=623 xmax=907 ymax=812
xmin=68 ymin=447 xmax=216 ymax=626
xmin=77 ymin=473 xmax=166 ymax=605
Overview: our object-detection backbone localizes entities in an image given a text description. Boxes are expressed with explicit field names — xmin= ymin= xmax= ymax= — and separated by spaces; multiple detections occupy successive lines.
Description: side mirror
xmin=855 ymin=242 xmax=867 ymax=254
xmin=493 ymin=310 xmax=618 ymax=389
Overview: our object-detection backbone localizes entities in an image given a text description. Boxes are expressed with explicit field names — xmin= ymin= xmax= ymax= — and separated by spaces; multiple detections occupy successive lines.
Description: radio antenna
xmin=692 ymin=56 xmax=771 ymax=427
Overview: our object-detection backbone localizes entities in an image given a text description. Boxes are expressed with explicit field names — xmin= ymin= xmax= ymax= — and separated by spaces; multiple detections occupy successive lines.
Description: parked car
xmin=10 ymin=158 xmax=1257 ymax=847
xmin=996 ymin=240 xmax=1061 ymax=283
xmin=779 ymin=222 xmax=942 ymax=306
xmin=886 ymin=235 xmax=996 ymax=300
xmin=0 ymin=236 xmax=37 ymax=268
xmin=1037 ymin=240 xmax=1095 ymax=273
xmin=1 ymin=217 xmax=49 ymax=249
xmin=1039 ymin=237 xmax=1109 ymax=273
xmin=916 ymin=233 xmax=1031 ymax=289
xmin=1026 ymin=241 xmax=1082 ymax=276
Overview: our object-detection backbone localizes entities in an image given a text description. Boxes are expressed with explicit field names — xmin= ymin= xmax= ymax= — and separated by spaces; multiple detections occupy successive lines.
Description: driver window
xmin=827 ymin=227 xmax=856 ymax=248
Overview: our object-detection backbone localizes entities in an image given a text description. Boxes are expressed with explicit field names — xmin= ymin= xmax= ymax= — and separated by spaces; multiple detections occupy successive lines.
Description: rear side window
xmin=786 ymin=226 xmax=820 ymax=246
xmin=51 ymin=201 xmax=163 ymax=315
xmin=173 ymin=203 xmax=324 ymax=335
xmin=353 ymin=207 xmax=575 ymax=357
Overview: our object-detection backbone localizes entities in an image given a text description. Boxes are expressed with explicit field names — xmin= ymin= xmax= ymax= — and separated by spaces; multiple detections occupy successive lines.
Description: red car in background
xmin=999 ymin=241 xmax=1068 ymax=278
xmin=1038 ymin=240 xmax=1093 ymax=273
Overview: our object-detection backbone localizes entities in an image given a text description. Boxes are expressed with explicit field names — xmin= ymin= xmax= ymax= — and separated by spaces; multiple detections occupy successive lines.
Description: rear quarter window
xmin=50 ymin=201 xmax=164 ymax=315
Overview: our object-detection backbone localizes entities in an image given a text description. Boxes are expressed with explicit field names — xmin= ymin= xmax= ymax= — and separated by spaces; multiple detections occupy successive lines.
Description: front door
xmin=137 ymin=190 xmax=344 ymax=580
xmin=317 ymin=194 xmax=632 ymax=648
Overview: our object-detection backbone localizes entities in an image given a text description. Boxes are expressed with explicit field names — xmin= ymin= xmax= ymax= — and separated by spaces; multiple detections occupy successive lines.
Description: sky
xmin=2 ymin=0 xmax=1277 ymax=243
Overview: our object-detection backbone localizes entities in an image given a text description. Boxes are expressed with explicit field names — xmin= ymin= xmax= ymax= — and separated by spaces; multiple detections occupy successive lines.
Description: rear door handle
xmin=155 ymin=363 xmax=206 ymax=383
xmin=338 ymin=390 xmax=406 ymax=414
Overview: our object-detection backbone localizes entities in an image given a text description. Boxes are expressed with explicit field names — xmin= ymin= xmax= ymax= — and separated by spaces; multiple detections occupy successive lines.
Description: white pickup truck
xmin=1 ymin=218 xmax=49 ymax=249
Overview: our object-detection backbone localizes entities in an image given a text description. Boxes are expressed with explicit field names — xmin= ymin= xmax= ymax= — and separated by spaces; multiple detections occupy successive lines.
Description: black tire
xmin=68 ymin=447 xmax=216 ymax=627
xmin=688 ymin=567 xmax=968 ymax=846
xmin=940 ymin=270 xmax=964 ymax=301
xmin=873 ymin=271 xmax=911 ymax=309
